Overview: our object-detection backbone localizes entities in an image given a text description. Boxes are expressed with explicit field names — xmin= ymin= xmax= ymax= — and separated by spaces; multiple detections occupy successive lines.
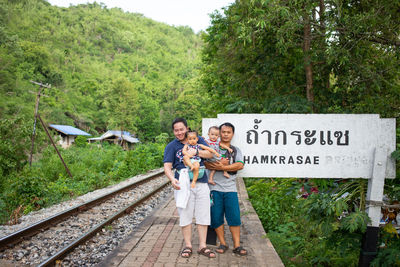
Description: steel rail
xmin=38 ymin=179 xmax=170 ymax=267
xmin=0 ymin=169 xmax=164 ymax=250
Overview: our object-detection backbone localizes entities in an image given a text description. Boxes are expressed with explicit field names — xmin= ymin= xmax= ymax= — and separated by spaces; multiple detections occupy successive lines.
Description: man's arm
xmin=204 ymin=160 xmax=244 ymax=172
xmin=185 ymin=145 xmax=212 ymax=158
xmin=199 ymin=149 xmax=213 ymax=158
xmin=164 ymin=162 xmax=180 ymax=190
xmin=224 ymin=162 xmax=244 ymax=171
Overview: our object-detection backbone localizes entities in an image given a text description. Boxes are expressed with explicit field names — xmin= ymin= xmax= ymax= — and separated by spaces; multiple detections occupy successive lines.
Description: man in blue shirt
xmin=163 ymin=118 xmax=216 ymax=258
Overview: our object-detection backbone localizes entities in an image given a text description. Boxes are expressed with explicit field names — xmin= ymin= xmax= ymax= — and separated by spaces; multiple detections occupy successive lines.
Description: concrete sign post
xmin=203 ymin=114 xmax=396 ymax=266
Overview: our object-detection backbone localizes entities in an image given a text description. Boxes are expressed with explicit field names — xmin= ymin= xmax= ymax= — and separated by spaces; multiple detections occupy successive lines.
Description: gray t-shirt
xmin=207 ymin=145 xmax=243 ymax=192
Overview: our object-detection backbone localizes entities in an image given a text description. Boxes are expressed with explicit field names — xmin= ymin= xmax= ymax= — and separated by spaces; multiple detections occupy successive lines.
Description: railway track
xmin=0 ymin=169 xmax=171 ymax=266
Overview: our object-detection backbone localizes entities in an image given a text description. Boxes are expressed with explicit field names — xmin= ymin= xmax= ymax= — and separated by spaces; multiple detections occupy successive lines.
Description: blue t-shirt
xmin=163 ymin=136 xmax=209 ymax=183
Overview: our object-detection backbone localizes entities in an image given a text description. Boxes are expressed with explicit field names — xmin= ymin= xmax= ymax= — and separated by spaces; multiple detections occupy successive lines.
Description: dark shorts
xmin=210 ymin=191 xmax=241 ymax=228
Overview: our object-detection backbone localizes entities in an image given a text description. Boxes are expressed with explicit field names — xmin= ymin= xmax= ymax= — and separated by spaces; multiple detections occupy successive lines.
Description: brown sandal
xmin=233 ymin=246 xmax=247 ymax=256
xmin=216 ymin=244 xmax=229 ymax=254
xmin=180 ymin=247 xmax=192 ymax=258
xmin=197 ymin=247 xmax=216 ymax=258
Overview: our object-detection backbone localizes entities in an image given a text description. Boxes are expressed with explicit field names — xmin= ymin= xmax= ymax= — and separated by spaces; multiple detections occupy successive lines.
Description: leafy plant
xmin=73 ymin=135 xmax=88 ymax=148
xmin=0 ymin=140 xmax=166 ymax=224
xmin=245 ymin=178 xmax=370 ymax=266
xmin=246 ymin=178 xmax=300 ymax=232
xmin=371 ymin=223 xmax=400 ymax=267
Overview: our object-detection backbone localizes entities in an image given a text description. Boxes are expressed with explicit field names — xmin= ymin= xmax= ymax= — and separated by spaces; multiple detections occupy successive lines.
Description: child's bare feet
xmin=223 ymin=171 xmax=230 ymax=178
xmin=208 ymin=179 xmax=216 ymax=185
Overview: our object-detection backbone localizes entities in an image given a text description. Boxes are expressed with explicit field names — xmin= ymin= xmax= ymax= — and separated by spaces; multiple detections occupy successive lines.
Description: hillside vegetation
xmin=1 ymin=0 xmax=208 ymax=140
xmin=1 ymin=0 xmax=399 ymax=265
xmin=0 ymin=0 xmax=211 ymax=222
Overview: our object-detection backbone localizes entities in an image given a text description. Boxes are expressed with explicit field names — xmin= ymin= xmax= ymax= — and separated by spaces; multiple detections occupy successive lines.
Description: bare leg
xmin=197 ymin=224 xmax=216 ymax=258
xmin=197 ymin=224 xmax=208 ymax=250
xmin=221 ymin=157 xmax=230 ymax=179
xmin=208 ymin=170 xmax=216 ymax=185
xmin=214 ymin=224 xmax=228 ymax=253
xmin=190 ymin=162 xmax=200 ymax=188
xmin=183 ymin=155 xmax=194 ymax=169
xmin=230 ymin=226 xmax=240 ymax=248
xmin=181 ymin=224 xmax=192 ymax=257
xmin=230 ymin=225 xmax=247 ymax=255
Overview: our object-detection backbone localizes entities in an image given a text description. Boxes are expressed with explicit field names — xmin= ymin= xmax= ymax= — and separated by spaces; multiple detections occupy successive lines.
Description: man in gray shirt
xmin=205 ymin=122 xmax=247 ymax=256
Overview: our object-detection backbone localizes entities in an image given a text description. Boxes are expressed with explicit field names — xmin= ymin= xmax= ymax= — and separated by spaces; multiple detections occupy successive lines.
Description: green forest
xmin=1 ymin=0 xmax=399 ymax=265
xmin=0 ymin=0 xmax=210 ymax=223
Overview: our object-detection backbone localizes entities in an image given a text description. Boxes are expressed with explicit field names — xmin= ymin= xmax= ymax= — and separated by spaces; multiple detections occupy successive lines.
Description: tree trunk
xmin=319 ymin=0 xmax=329 ymax=90
xmin=303 ymin=13 xmax=314 ymax=111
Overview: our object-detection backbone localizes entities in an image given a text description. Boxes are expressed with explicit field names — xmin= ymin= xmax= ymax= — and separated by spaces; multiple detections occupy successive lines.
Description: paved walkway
xmin=100 ymin=178 xmax=284 ymax=267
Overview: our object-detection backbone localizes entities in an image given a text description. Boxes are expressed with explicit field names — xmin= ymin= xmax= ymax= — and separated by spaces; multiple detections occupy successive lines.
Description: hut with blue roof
xmin=48 ymin=124 xmax=91 ymax=149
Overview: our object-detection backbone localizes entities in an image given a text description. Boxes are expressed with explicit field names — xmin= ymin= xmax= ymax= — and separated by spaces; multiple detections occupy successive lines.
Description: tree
xmin=135 ymin=93 xmax=160 ymax=141
xmin=201 ymin=0 xmax=400 ymax=116
xmin=0 ymin=116 xmax=32 ymax=177
xmin=104 ymin=76 xmax=139 ymax=135
xmin=202 ymin=1 xmax=400 ymax=264
xmin=174 ymin=79 xmax=212 ymax=131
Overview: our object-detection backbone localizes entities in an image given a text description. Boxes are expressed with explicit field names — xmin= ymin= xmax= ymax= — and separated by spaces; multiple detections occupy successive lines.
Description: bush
xmin=245 ymin=178 xmax=370 ymax=266
xmin=74 ymin=135 xmax=88 ymax=147
xmin=246 ymin=178 xmax=299 ymax=232
xmin=0 ymin=140 xmax=166 ymax=224
xmin=0 ymin=116 xmax=35 ymax=178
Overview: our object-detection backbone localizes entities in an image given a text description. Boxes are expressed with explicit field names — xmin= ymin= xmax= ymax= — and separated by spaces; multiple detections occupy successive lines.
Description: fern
xmin=340 ymin=210 xmax=369 ymax=233
xmin=391 ymin=149 xmax=400 ymax=161
xmin=371 ymin=248 xmax=400 ymax=267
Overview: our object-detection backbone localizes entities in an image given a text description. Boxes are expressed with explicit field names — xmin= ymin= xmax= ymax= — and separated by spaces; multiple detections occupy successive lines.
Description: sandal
xmin=216 ymin=244 xmax=229 ymax=254
xmin=197 ymin=247 xmax=216 ymax=258
xmin=180 ymin=247 xmax=192 ymax=258
xmin=233 ymin=246 xmax=247 ymax=256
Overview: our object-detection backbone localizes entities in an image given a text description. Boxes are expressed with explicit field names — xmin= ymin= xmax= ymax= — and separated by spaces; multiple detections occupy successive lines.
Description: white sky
xmin=47 ymin=0 xmax=234 ymax=33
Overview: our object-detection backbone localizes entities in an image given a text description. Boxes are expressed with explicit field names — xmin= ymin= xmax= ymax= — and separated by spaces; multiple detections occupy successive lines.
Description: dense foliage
xmin=0 ymin=0 xmax=208 ymax=140
xmin=245 ymin=178 xmax=399 ymax=266
xmin=202 ymin=0 xmax=400 ymax=116
xmin=0 ymin=139 xmax=166 ymax=224
xmin=202 ymin=0 xmax=400 ymax=265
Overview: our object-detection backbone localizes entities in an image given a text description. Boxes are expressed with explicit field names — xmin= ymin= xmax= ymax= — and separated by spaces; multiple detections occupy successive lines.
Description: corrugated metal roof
xmin=87 ymin=130 xmax=139 ymax=143
xmin=107 ymin=130 xmax=131 ymax=136
xmin=87 ymin=137 xmax=103 ymax=141
xmin=49 ymin=124 xmax=91 ymax=136
xmin=121 ymin=135 xmax=140 ymax=143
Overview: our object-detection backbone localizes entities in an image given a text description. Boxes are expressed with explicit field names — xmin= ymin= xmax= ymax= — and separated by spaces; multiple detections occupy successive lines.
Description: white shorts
xmin=174 ymin=182 xmax=211 ymax=227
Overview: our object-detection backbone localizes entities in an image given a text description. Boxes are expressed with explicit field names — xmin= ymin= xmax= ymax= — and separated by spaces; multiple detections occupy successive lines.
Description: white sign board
xmin=202 ymin=114 xmax=396 ymax=179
